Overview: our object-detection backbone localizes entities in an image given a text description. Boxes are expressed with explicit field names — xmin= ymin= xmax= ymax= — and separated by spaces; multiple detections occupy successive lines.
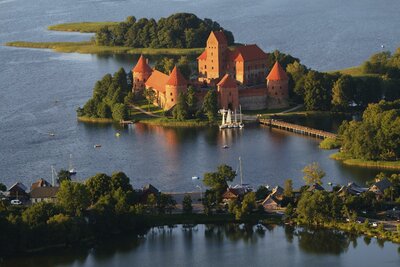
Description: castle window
xmin=170 ymin=93 xmax=173 ymax=96
xmin=171 ymin=98 xmax=174 ymax=102
xmin=205 ymin=65 xmax=207 ymax=69
xmin=275 ymin=92 xmax=278 ymax=95
xmin=211 ymin=52 xmax=213 ymax=56
xmin=212 ymin=67 xmax=214 ymax=70
xmin=211 ymin=60 xmax=213 ymax=63
xmin=272 ymin=86 xmax=274 ymax=89
xmin=280 ymin=86 xmax=282 ymax=89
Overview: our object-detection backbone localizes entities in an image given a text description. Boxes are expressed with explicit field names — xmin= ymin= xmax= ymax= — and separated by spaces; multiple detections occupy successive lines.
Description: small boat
xmin=94 ymin=144 xmax=101 ymax=148
xmin=222 ymin=145 xmax=229 ymax=149
xmin=49 ymin=133 xmax=55 ymax=136
xmin=192 ymin=176 xmax=200 ymax=180
xmin=68 ymin=154 xmax=76 ymax=175
xmin=115 ymin=132 xmax=121 ymax=137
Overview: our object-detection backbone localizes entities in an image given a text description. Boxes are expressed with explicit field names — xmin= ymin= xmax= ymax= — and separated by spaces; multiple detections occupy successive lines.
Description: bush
xmin=319 ymin=137 xmax=341 ymax=150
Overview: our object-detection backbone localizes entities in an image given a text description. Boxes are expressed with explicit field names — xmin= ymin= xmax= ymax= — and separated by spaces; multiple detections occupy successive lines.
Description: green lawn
xmin=48 ymin=22 xmax=119 ymax=33
xmin=331 ymin=152 xmax=400 ymax=170
xmin=328 ymin=65 xmax=381 ymax=78
xmin=6 ymin=41 xmax=204 ymax=56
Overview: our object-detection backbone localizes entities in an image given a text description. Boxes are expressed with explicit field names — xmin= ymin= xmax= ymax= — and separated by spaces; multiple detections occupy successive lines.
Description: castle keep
xmin=132 ymin=31 xmax=289 ymax=111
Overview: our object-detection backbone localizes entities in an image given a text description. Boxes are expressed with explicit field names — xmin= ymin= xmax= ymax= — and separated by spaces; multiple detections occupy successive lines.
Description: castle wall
xmin=239 ymin=88 xmax=268 ymax=110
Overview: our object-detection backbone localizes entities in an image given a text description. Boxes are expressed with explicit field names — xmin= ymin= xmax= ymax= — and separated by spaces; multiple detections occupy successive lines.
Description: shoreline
xmin=77 ymin=116 xmax=114 ymax=123
xmin=5 ymin=41 xmax=204 ymax=56
xmin=330 ymin=152 xmax=400 ymax=170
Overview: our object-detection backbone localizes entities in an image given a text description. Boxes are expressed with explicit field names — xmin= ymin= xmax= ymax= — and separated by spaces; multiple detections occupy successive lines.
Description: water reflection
xmin=296 ymin=228 xmax=350 ymax=255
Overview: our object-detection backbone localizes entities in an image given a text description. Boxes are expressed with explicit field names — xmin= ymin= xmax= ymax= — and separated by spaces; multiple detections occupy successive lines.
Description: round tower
xmin=132 ymin=55 xmax=153 ymax=96
xmin=165 ymin=66 xmax=187 ymax=110
xmin=266 ymin=61 xmax=289 ymax=108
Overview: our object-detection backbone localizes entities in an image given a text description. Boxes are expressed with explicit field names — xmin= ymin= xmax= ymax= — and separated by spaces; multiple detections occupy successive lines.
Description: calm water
xmin=1 ymin=0 xmax=400 ymax=264
xmin=2 ymin=225 xmax=400 ymax=267
xmin=1 ymin=0 xmax=399 ymax=190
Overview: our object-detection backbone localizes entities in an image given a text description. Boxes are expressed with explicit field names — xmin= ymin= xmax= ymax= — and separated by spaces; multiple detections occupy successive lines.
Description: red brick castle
xmin=132 ymin=31 xmax=289 ymax=111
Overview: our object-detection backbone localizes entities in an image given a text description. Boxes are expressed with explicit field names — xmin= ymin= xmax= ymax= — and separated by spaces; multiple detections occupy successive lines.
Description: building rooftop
xmin=217 ymin=74 xmax=237 ymax=88
xmin=30 ymin=187 xmax=59 ymax=199
xmin=231 ymin=44 xmax=268 ymax=62
xmin=133 ymin=55 xmax=152 ymax=73
xmin=211 ymin=31 xmax=227 ymax=44
xmin=267 ymin=61 xmax=288 ymax=81
xmin=166 ymin=66 xmax=187 ymax=87
xmin=145 ymin=70 xmax=170 ymax=92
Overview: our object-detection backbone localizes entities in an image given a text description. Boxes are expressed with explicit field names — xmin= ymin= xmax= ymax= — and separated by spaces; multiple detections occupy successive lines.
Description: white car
xmin=10 ymin=199 xmax=22 ymax=205
xmin=371 ymin=222 xmax=378 ymax=227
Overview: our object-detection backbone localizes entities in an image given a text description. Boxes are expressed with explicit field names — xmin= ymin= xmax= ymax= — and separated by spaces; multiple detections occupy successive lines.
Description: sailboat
xmin=68 ymin=154 xmax=76 ymax=175
xmin=226 ymin=110 xmax=233 ymax=128
xmin=239 ymin=105 xmax=244 ymax=129
xmin=219 ymin=109 xmax=228 ymax=129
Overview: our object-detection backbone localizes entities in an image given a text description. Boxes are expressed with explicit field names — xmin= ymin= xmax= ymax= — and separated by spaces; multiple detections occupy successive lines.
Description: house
xmin=31 ymin=178 xmax=52 ymax=190
xmin=139 ymin=184 xmax=160 ymax=203
xmin=369 ymin=178 xmax=392 ymax=196
xmin=262 ymin=186 xmax=284 ymax=210
xmin=30 ymin=187 xmax=59 ymax=204
xmin=8 ymin=182 xmax=29 ymax=201
xmin=307 ymin=183 xmax=325 ymax=192
xmin=338 ymin=182 xmax=368 ymax=196
xmin=222 ymin=184 xmax=252 ymax=203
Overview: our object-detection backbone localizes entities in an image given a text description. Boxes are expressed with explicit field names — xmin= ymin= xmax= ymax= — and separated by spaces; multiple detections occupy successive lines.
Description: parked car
xmin=371 ymin=222 xmax=378 ymax=227
xmin=10 ymin=199 xmax=22 ymax=205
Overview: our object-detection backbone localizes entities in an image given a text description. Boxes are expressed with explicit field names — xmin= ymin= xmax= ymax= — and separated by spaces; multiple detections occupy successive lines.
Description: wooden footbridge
xmin=259 ymin=118 xmax=337 ymax=139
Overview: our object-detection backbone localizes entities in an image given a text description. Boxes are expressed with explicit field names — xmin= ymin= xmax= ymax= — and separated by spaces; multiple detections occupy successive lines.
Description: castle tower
xmin=217 ymin=74 xmax=239 ymax=110
xmin=165 ymin=66 xmax=187 ymax=110
xmin=266 ymin=61 xmax=289 ymax=107
xmin=132 ymin=55 xmax=153 ymax=95
xmin=198 ymin=31 xmax=228 ymax=82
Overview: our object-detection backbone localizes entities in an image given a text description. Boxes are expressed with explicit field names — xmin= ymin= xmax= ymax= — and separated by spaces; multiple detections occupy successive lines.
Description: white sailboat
xmin=226 ymin=110 xmax=232 ymax=128
xmin=239 ymin=105 xmax=244 ymax=129
xmin=219 ymin=109 xmax=228 ymax=129
xmin=69 ymin=154 xmax=76 ymax=175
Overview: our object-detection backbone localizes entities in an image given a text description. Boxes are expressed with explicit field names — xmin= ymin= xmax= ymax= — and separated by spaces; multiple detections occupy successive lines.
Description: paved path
xmin=129 ymin=103 xmax=163 ymax=118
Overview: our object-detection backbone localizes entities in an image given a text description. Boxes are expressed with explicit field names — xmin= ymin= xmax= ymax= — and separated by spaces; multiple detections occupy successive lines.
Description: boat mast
xmin=69 ymin=154 xmax=73 ymax=171
xmin=51 ymin=165 xmax=55 ymax=186
xmin=239 ymin=156 xmax=243 ymax=186
xmin=240 ymin=105 xmax=243 ymax=123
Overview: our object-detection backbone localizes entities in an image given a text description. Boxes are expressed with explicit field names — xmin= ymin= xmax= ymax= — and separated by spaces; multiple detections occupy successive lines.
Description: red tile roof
xmin=166 ymin=66 xmax=187 ymax=86
xmin=231 ymin=44 xmax=268 ymax=62
xmin=145 ymin=70 xmax=169 ymax=92
xmin=211 ymin=31 xmax=227 ymax=44
xmin=267 ymin=61 xmax=288 ymax=81
xmin=133 ymin=55 xmax=152 ymax=73
xmin=197 ymin=50 xmax=207 ymax=60
xmin=217 ymin=74 xmax=237 ymax=88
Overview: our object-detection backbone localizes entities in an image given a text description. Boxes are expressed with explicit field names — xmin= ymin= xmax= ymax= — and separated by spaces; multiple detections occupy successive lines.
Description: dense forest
xmin=339 ymin=100 xmax=400 ymax=161
xmin=76 ymin=68 xmax=132 ymax=121
xmin=95 ymin=13 xmax=235 ymax=48
xmin=285 ymin=47 xmax=400 ymax=111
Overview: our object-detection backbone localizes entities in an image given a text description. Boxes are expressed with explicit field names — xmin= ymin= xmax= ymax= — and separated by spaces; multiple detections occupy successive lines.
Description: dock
xmin=259 ymin=118 xmax=337 ymax=139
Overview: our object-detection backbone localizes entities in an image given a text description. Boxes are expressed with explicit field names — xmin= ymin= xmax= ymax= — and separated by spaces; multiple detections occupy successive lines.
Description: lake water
xmin=1 ymin=0 xmax=399 ymax=191
xmin=2 ymin=224 xmax=400 ymax=267
xmin=1 ymin=0 xmax=400 ymax=264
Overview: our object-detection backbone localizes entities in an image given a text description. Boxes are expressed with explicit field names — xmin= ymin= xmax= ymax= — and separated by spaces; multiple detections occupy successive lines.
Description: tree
xmin=147 ymin=193 xmax=157 ymax=213
xmin=172 ymin=92 xmax=189 ymax=120
xmin=284 ymin=179 xmax=294 ymax=198
xmin=302 ymin=162 xmax=325 ymax=185
xmin=157 ymin=194 xmax=176 ymax=214
xmin=303 ymin=71 xmax=332 ymax=111
xmin=203 ymin=165 xmax=236 ymax=194
xmin=0 ymin=183 xmax=6 ymax=192
xmin=112 ymin=103 xmax=128 ymax=121
xmin=241 ymin=192 xmax=256 ymax=215
xmin=110 ymin=172 xmax=133 ymax=192
xmin=331 ymin=75 xmax=355 ymax=111
xmin=255 ymin=186 xmax=270 ymax=200
xmin=202 ymin=89 xmax=218 ymax=121
xmin=22 ymin=202 xmax=59 ymax=228
xmin=143 ymin=87 xmax=156 ymax=111
xmin=57 ymin=169 xmax=71 ymax=184
xmin=202 ymin=190 xmax=216 ymax=216
xmin=182 ymin=194 xmax=193 ymax=214
xmin=186 ymin=85 xmax=198 ymax=117
xmin=85 ymin=173 xmax=112 ymax=204
xmin=57 ymin=181 xmax=90 ymax=216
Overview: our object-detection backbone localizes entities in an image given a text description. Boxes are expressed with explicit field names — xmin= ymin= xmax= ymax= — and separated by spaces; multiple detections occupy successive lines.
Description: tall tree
xmin=302 ymin=162 xmax=325 ymax=185
xmin=57 ymin=181 xmax=90 ymax=216
xmin=203 ymin=165 xmax=236 ymax=194
xmin=85 ymin=173 xmax=112 ymax=204
xmin=202 ymin=89 xmax=218 ymax=121
xmin=284 ymin=179 xmax=294 ymax=198
xmin=331 ymin=75 xmax=355 ymax=111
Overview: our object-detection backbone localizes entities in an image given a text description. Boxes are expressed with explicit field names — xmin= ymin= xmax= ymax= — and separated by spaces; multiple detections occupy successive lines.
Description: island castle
xmin=132 ymin=31 xmax=289 ymax=111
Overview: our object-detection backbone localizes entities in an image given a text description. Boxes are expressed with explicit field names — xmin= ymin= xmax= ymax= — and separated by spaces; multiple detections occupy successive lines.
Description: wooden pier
xmin=259 ymin=118 xmax=337 ymax=139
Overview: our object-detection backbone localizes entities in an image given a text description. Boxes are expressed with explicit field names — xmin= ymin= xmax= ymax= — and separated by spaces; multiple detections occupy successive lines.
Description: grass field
xmin=331 ymin=152 xmax=400 ymax=170
xmin=6 ymin=41 xmax=203 ymax=55
xmin=48 ymin=22 xmax=119 ymax=33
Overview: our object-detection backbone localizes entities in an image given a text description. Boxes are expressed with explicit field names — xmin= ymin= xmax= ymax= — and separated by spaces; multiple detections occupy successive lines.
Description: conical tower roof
xmin=217 ymin=74 xmax=237 ymax=88
xmin=267 ymin=61 xmax=288 ymax=81
xmin=133 ymin=55 xmax=152 ymax=73
xmin=166 ymin=66 xmax=187 ymax=86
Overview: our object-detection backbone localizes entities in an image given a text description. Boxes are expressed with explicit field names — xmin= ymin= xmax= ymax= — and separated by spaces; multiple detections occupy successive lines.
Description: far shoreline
xmin=331 ymin=152 xmax=400 ymax=170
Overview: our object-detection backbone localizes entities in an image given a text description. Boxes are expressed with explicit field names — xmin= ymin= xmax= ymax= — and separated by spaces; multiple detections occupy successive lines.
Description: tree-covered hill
xmin=95 ymin=13 xmax=235 ymax=48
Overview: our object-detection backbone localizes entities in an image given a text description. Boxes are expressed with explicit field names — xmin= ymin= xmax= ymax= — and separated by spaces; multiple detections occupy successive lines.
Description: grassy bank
xmin=329 ymin=65 xmax=380 ymax=78
xmin=6 ymin=41 xmax=204 ymax=56
xmin=48 ymin=22 xmax=119 ymax=33
xmin=331 ymin=152 xmax=400 ymax=170
xmin=77 ymin=116 xmax=114 ymax=123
